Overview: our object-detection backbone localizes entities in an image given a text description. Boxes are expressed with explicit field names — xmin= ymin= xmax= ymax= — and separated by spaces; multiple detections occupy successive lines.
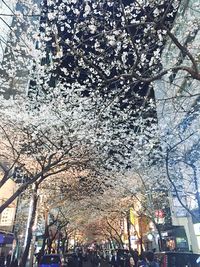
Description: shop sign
xmin=162 ymin=232 xmax=168 ymax=237
xmin=0 ymin=232 xmax=14 ymax=245
xmin=155 ymin=210 xmax=165 ymax=224
xmin=155 ymin=217 xmax=164 ymax=224
xmin=0 ymin=233 xmax=5 ymax=244
xmin=155 ymin=210 xmax=165 ymax=218
xmin=130 ymin=236 xmax=137 ymax=241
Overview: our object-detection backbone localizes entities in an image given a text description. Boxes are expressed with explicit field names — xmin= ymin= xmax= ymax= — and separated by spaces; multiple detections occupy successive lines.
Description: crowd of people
xmin=0 ymin=246 xmax=160 ymax=267
xmin=66 ymin=248 xmax=101 ymax=267
xmin=0 ymin=252 xmax=18 ymax=267
xmin=65 ymin=247 xmax=159 ymax=267
xmin=109 ymin=249 xmax=159 ymax=267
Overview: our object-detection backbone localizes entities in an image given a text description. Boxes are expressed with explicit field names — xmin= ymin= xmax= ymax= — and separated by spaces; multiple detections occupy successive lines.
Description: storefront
xmin=161 ymin=226 xmax=189 ymax=251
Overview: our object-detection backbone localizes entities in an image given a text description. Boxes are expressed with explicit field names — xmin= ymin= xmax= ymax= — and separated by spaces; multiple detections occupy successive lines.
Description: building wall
xmin=0 ymin=0 xmax=41 ymax=100
xmin=0 ymin=178 xmax=17 ymax=232
xmin=154 ymin=0 xmax=200 ymax=253
xmin=0 ymin=0 xmax=16 ymax=62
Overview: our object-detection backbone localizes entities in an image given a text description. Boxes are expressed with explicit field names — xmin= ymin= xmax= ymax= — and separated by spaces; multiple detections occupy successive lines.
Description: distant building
xmin=0 ymin=0 xmax=16 ymax=62
xmin=0 ymin=0 xmax=40 ymax=99
xmin=0 ymin=178 xmax=17 ymax=256
xmin=0 ymin=179 xmax=17 ymax=232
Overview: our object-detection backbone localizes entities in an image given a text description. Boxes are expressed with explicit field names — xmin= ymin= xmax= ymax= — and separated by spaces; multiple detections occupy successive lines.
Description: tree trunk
xmin=20 ymin=185 xmax=38 ymax=267
xmin=112 ymin=236 xmax=123 ymax=248
xmin=48 ymin=230 xmax=58 ymax=254
xmin=155 ymin=223 xmax=164 ymax=251
xmin=65 ymin=236 xmax=69 ymax=253
xmin=138 ymin=217 xmax=143 ymax=253
xmin=48 ymin=239 xmax=53 ymax=254
xmin=57 ymin=234 xmax=61 ymax=254
xmin=41 ymin=232 xmax=48 ymax=256
xmin=191 ymin=164 xmax=200 ymax=219
xmin=61 ymin=238 xmax=66 ymax=254
xmin=41 ymin=211 xmax=49 ymax=256
xmin=127 ymin=214 xmax=131 ymax=251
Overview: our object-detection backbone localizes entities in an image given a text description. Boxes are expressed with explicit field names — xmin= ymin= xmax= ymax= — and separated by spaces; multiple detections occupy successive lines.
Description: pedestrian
xmin=51 ymin=248 xmax=56 ymax=254
xmin=6 ymin=252 xmax=12 ymax=267
xmin=72 ymin=248 xmax=83 ymax=267
xmin=145 ymin=251 xmax=159 ymax=267
xmin=131 ymin=249 xmax=139 ymax=267
xmin=137 ymin=252 xmax=147 ymax=267
xmin=119 ymin=250 xmax=130 ymax=267
xmin=10 ymin=259 xmax=18 ymax=267
xmin=77 ymin=249 xmax=83 ymax=267
xmin=35 ymin=249 xmax=42 ymax=265
xmin=110 ymin=250 xmax=120 ymax=267
xmin=129 ymin=256 xmax=135 ymax=267
xmin=91 ymin=251 xmax=101 ymax=267
xmin=0 ymin=252 xmax=5 ymax=267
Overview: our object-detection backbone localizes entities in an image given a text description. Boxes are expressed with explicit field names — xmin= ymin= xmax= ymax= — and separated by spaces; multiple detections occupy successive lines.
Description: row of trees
xmin=0 ymin=0 xmax=199 ymax=211
xmin=0 ymin=0 xmax=199 ymax=265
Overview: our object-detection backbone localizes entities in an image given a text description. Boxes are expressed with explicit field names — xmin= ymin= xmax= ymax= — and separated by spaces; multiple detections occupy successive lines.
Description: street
xmin=0 ymin=0 xmax=200 ymax=265
xmin=83 ymin=260 xmax=110 ymax=267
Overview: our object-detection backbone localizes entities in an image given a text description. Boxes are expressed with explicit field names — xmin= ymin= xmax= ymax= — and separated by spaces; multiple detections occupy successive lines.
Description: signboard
xmin=155 ymin=210 xmax=165 ymax=218
xmin=0 ymin=232 xmax=14 ymax=245
xmin=155 ymin=210 xmax=165 ymax=224
xmin=130 ymin=208 xmax=135 ymax=225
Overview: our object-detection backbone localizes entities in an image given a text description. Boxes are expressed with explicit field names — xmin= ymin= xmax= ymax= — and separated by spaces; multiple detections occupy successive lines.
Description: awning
xmin=0 ymin=232 xmax=14 ymax=244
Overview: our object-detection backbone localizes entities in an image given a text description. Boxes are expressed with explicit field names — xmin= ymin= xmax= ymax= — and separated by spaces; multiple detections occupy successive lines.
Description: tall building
xmin=0 ymin=1 xmax=41 ymax=259
xmin=0 ymin=0 xmax=16 ymax=62
xmin=0 ymin=0 xmax=40 ymax=100
xmin=154 ymin=0 xmax=200 ymax=252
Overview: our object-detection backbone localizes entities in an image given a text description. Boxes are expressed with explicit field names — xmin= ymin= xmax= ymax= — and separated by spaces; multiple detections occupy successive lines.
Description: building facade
xmin=0 ymin=0 xmax=41 ymax=100
xmin=0 ymin=0 xmax=16 ymax=62
xmin=154 ymin=0 xmax=200 ymax=253
xmin=0 ymin=178 xmax=17 ymax=256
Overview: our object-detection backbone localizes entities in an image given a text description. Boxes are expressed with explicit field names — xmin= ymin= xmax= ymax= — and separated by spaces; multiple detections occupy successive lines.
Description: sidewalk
xmin=83 ymin=259 xmax=109 ymax=267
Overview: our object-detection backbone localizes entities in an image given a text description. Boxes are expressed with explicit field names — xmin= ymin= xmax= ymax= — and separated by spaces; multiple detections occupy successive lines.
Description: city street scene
xmin=0 ymin=0 xmax=200 ymax=266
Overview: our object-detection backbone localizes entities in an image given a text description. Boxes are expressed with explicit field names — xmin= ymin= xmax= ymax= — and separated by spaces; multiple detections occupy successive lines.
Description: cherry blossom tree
xmin=0 ymin=1 xmax=199 ymax=259
xmin=0 ymin=94 xmax=100 ymax=214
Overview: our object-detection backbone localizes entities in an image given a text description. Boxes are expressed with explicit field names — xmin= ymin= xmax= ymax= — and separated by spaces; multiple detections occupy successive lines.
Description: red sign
xmin=155 ymin=210 xmax=165 ymax=218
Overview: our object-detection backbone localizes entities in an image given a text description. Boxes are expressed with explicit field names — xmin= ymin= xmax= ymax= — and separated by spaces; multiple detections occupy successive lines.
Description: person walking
xmin=91 ymin=251 xmax=101 ymax=267
xmin=35 ymin=249 xmax=42 ymax=266
xmin=131 ymin=249 xmax=139 ymax=267
xmin=110 ymin=251 xmax=120 ymax=267
xmin=137 ymin=252 xmax=147 ymax=267
xmin=6 ymin=252 xmax=12 ymax=267
xmin=77 ymin=249 xmax=83 ymax=267
xmin=9 ymin=259 xmax=18 ymax=267
xmin=145 ymin=252 xmax=159 ymax=267
xmin=0 ymin=253 xmax=5 ymax=267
